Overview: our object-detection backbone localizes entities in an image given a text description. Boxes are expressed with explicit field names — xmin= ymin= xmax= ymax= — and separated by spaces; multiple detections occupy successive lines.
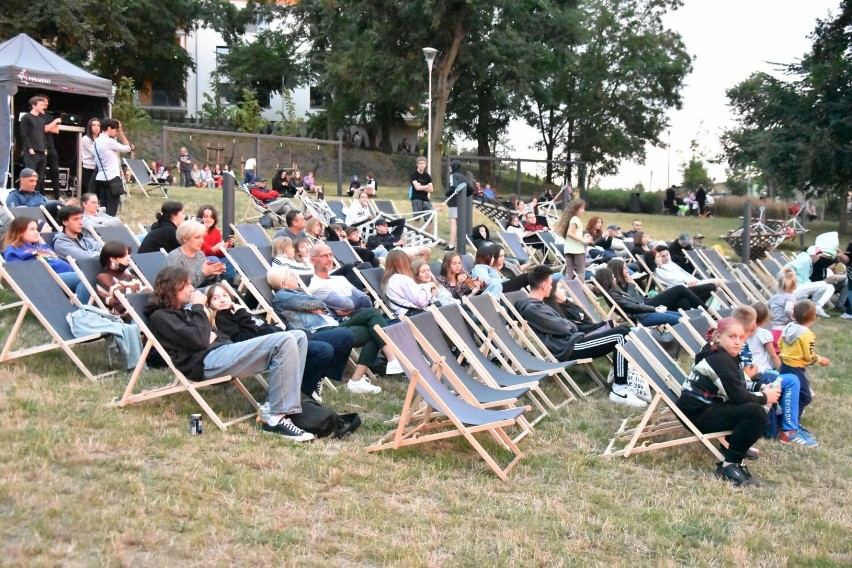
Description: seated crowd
xmin=1 ymin=173 xmax=838 ymax=486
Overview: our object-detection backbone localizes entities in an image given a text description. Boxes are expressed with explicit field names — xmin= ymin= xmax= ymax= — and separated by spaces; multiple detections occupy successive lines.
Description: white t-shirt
xmin=746 ymin=327 xmax=775 ymax=372
xmin=245 ymin=158 xmax=256 ymax=170
xmin=307 ymin=274 xmax=355 ymax=297
xmin=93 ymin=133 xmax=131 ymax=180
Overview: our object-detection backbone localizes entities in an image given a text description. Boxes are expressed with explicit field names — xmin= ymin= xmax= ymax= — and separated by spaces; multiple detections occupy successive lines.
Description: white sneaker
xmin=815 ymin=307 xmax=831 ymax=318
xmin=840 ymin=313 xmax=852 ymax=320
xmin=609 ymin=384 xmax=648 ymax=408
xmin=384 ymin=358 xmax=404 ymax=375
xmin=347 ymin=377 xmax=382 ymax=394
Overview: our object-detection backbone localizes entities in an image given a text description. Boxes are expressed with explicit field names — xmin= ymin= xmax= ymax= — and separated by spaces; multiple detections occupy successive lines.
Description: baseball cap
xmin=693 ymin=233 xmax=705 ymax=239
xmin=607 ymin=224 xmax=620 ymax=230
xmin=17 ymin=168 xmax=38 ymax=180
xmin=374 ymin=218 xmax=388 ymax=226
xmin=806 ymin=245 xmax=822 ymax=256
xmin=678 ymin=232 xmax=691 ymax=241
xmin=254 ymin=176 xmax=266 ymax=182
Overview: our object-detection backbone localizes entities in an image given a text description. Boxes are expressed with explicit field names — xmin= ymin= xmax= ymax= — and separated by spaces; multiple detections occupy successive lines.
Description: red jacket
xmin=251 ymin=186 xmax=279 ymax=203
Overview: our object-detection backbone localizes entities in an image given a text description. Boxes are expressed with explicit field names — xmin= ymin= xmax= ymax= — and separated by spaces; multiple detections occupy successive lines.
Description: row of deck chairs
xmin=324 ymin=196 xmax=443 ymax=248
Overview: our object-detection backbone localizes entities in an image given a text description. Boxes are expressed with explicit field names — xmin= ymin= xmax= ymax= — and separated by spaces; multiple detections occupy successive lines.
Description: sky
xmin=505 ymin=0 xmax=842 ymax=190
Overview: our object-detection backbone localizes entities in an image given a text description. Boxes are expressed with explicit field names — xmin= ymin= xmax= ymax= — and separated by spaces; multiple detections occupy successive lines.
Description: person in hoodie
xmin=676 ymin=317 xmax=781 ymax=487
xmin=515 ymin=265 xmax=647 ymax=408
xmin=146 ymin=266 xmax=313 ymax=442
xmin=444 ymin=160 xmax=473 ymax=252
xmin=137 ymin=201 xmax=185 ymax=253
xmin=778 ymin=300 xmax=830 ymax=425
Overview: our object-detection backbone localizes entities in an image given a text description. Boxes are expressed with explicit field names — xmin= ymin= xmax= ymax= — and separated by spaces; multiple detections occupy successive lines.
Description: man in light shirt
xmin=653 ymin=244 xmax=722 ymax=304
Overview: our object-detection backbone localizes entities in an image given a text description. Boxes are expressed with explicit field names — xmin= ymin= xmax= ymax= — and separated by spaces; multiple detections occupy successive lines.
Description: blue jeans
xmin=57 ymin=271 xmax=90 ymax=304
xmin=203 ymin=330 xmax=307 ymax=415
xmin=303 ymin=328 xmax=354 ymax=393
xmin=759 ymin=370 xmax=801 ymax=432
xmin=637 ymin=310 xmax=681 ymax=327
xmin=779 ymin=365 xmax=812 ymax=419
xmin=206 ymin=255 xmax=237 ymax=281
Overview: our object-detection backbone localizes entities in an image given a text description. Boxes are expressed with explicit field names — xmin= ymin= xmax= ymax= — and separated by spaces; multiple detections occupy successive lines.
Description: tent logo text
xmin=17 ymin=69 xmax=51 ymax=86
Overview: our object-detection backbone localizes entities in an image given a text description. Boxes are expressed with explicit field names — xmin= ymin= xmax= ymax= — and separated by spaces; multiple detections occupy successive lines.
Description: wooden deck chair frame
xmin=537 ymin=231 xmax=567 ymax=271
xmin=684 ymin=249 xmax=713 ymax=280
xmin=407 ymin=310 xmax=543 ymax=435
xmin=559 ymin=278 xmax=609 ymax=323
xmin=697 ymin=248 xmax=763 ymax=303
xmin=497 ymin=289 xmax=608 ymax=398
xmin=602 ymin=337 xmax=728 ymax=460
xmin=428 ymin=304 xmax=555 ymax=414
xmin=668 ymin=321 xmax=704 ymax=359
xmin=68 ymin=256 xmax=109 ymax=311
xmin=498 ymin=231 xmax=544 ymax=266
xmin=0 ymin=258 xmax=118 ymax=381
xmin=110 ymin=291 xmax=262 ymax=430
xmin=734 ymin=265 xmax=771 ymax=299
xmin=463 ymin=292 xmax=604 ymax=402
xmin=369 ymin=320 xmax=528 ymax=481
xmin=630 ymin=327 xmax=690 ymax=393
xmin=403 ymin=313 xmax=535 ymax=441
xmin=632 ymin=253 xmax=664 ymax=294
xmin=122 ymin=158 xmax=168 ymax=198
xmin=583 ymin=276 xmax=636 ymax=326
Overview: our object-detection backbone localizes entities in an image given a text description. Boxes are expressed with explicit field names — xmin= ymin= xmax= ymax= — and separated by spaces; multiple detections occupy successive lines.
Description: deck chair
xmin=699 ymin=248 xmax=762 ymax=303
xmin=472 ymin=194 xmax=514 ymax=229
xmin=603 ymin=338 xmax=728 ymax=460
xmin=327 ymin=240 xmax=361 ymax=267
xmin=123 ymin=158 xmax=168 ymax=198
xmin=668 ymin=321 xmax=705 ymax=359
xmin=407 ymin=311 xmax=540 ymax=436
xmin=584 ymin=277 xmax=636 ymax=325
xmin=301 ymin=192 xmax=341 ymax=225
xmin=537 ymin=231 xmax=567 ymax=271
xmin=325 ymin=200 xmax=347 ymax=221
xmin=369 ymin=320 xmax=528 ymax=481
xmin=0 ymin=258 xmax=117 ymax=381
xmin=68 ymin=256 xmax=108 ymax=310
xmin=110 ymin=291 xmax=262 ymax=430
xmin=130 ymin=250 xmax=167 ymax=288
xmin=236 ymin=183 xmax=287 ymax=226
xmin=463 ymin=293 xmax=602 ymax=403
xmin=497 ymin=290 xmax=608 ymax=398
xmin=89 ymin=224 xmax=140 ymax=254
xmin=352 ymin=266 xmax=395 ymax=319
xmin=498 ymin=232 xmax=533 ymax=265
xmin=559 ymin=278 xmax=608 ymax=323
xmin=9 ymin=205 xmax=61 ymax=232
xmin=734 ymin=265 xmax=771 ymax=299
xmin=684 ymin=249 xmax=713 ymax=279
xmin=231 ymin=223 xmax=273 ymax=248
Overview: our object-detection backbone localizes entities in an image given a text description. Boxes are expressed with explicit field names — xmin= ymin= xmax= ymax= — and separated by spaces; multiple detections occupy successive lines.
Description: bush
xmin=582 ymin=189 xmax=666 ymax=214
xmin=711 ymin=196 xmax=792 ymax=220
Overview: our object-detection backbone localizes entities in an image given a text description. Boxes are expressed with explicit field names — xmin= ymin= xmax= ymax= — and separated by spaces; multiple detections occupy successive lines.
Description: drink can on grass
xmin=190 ymin=413 xmax=203 ymax=435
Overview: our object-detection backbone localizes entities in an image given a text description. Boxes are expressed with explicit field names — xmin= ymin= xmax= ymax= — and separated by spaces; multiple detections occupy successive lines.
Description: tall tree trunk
xmin=840 ymin=182 xmax=849 ymax=236
xmin=430 ymin=18 xmax=465 ymax=191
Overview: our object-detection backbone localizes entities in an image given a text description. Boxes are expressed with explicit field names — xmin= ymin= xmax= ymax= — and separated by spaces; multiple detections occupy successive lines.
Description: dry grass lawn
xmin=0 ymin=185 xmax=850 ymax=566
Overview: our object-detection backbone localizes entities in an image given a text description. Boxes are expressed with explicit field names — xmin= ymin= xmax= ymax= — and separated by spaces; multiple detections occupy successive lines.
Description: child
xmin=778 ymin=300 xmax=830 ymax=428
xmin=768 ymin=267 xmax=797 ymax=350
xmin=676 ymin=318 xmax=781 ymax=487
xmin=734 ymin=304 xmax=816 ymax=447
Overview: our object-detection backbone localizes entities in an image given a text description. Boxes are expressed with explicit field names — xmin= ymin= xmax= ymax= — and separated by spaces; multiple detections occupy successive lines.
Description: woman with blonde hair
xmin=381 ymin=249 xmax=436 ymax=316
xmin=768 ymin=266 xmax=799 ymax=348
xmin=164 ymin=219 xmax=225 ymax=287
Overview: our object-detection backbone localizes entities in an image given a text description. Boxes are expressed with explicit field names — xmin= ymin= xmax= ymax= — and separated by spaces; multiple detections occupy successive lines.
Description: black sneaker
xmin=718 ymin=444 xmax=760 ymax=461
xmin=715 ymin=462 xmax=760 ymax=487
xmin=312 ymin=380 xmax=324 ymax=404
xmin=442 ymin=246 xmax=455 ymax=252
xmin=262 ymin=416 xmax=315 ymax=442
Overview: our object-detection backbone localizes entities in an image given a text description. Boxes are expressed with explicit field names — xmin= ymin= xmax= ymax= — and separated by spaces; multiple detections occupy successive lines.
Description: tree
xmin=0 ymin=0 xmax=217 ymax=99
xmin=680 ymin=158 xmax=713 ymax=192
xmin=722 ymin=2 xmax=852 ymax=233
xmin=522 ymin=0 xmax=692 ymax=186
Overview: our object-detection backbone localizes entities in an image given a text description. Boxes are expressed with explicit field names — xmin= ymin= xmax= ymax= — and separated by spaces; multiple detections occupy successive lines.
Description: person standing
xmin=41 ymin=96 xmax=63 ymax=199
xmin=178 ymin=147 xmax=193 ymax=187
xmin=93 ymin=118 xmax=132 ymax=217
xmin=696 ymin=184 xmax=707 ymax=217
xmin=19 ymin=95 xmax=55 ymax=193
xmin=80 ymin=118 xmax=101 ymax=194
xmin=556 ymin=199 xmax=591 ymax=279
xmin=409 ymin=156 xmax=434 ymax=230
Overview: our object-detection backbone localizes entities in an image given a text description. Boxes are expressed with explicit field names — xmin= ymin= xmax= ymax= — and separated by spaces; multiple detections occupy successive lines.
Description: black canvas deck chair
xmin=110 ymin=291 xmax=263 ymax=430
xmin=123 ymin=158 xmax=168 ymax=198
xmin=68 ymin=256 xmax=107 ymax=310
xmin=8 ymin=204 xmax=61 ymax=231
xmin=584 ymin=276 xmax=636 ymax=326
xmin=369 ymin=319 xmax=529 ymax=481
xmin=668 ymin=320 xmax=705 ymax=359
xmin=698 ymin=248 xmax=762 ymax=303
xmin=537 ymin=231 xmax=567 ymax=271
xmin=325 ymin=200 xmax=347 ymax=221
xmin=498 ymin=231 xmax=535 ymax=265
xmin=327 ymin=240 xmax=361 ymax=267
xmin=462 ymin=293 xmax=594 ymax=405
xmin=89 ymin=224 xmax=140 ymax=254
xmin=130 ymin=250 xmax=167 ymax=288
xmin=352 ymin=266 xmax=395 ymax=319
xmin=0 ymin=258 xmax=118 ymax=381
xmin=684 ymin=249 xmax=713 ymax=280
xmin=630 ymin=327 xmax=690 ymax=392
xmin=407 ymin=311 xmax=540 ymax=436
xmin=602 ymin=336 xmax=727 ymax=461
xmin=559 ymin=278 xmax=608 ymax=323
xmin=231 ymin=223 xmax=273 ymax=248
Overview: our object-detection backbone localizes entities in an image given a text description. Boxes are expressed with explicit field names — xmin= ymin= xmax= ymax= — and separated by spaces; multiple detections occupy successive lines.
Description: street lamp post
xmin=422 ymin=47 xmax=438 ymax=175
xmin=666 ymin=129 xmax=671 ymax=189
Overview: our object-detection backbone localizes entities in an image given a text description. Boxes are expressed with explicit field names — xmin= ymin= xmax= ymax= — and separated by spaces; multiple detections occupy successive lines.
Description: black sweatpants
xmin=687 ymin=402 xmax=767 ymax=463
xmin=566 ymin=327 xmax=629 ymax=384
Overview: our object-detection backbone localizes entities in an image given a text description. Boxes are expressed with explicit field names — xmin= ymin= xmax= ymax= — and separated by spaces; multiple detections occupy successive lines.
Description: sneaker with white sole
xmin=384 ymin=358 xmax=404 ymax=375
xmin=780 ymin=430 xmax=819 ymax=447
xmin=347 ymin=377 xmax=382 ymax=394
xmin=840 ymin=313 xmax=852 ymax=320
xmin=815 ymin=307 xmax=831 ymax=318
xmin=262 ymin=416 xmax=315 ymax=442
xmin=312 ymin=381 xmax=324 ymax=404
xmin=609 ymin=384 xmax=647 ymax=408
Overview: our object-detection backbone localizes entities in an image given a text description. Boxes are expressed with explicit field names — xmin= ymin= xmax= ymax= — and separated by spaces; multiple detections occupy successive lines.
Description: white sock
xmin=268 ymin=414 xmax=285 ymax=426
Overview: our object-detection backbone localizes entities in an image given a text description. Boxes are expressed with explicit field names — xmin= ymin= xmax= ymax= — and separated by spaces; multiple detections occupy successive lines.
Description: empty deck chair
xmin=326 ymin=200 xmax=347 ymax=221
xmin=0 ymin=258 xmax=117 ymax=381
xmin=668 ymin=321 xmax=705 ymax=359
xmin=327 ymin=240 xmax=361 ymax=266
xmin=130 ymin=250 xmax=168 ymax=288
xmin=369 ymin=320 xmax=529 ymax=481
xmin=603 ymin=338 xmax=727 ymax=460
xmin=407 ymin=311 xmax=540 ymax=436
xmin=498 ymin=231 xmax=533 ymax=265
xmin=110 ymin=291 xmax=262 ymax=430
xmin=123 ymin=158 xmax=168 ymax=197
xmin=89 ymin=224 xmax=140 ymax=254
xmin=631 ymin=327 xmax=690 ymax=393
xmin=231 ymin=223 xmax=273 ymax=248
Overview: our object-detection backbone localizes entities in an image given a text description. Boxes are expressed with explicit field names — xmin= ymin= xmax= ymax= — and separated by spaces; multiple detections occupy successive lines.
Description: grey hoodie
xmin=780 ymin=322 xmax=808 ymax=345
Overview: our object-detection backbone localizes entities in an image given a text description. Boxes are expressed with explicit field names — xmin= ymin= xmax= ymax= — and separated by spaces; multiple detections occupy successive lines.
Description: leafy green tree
xmin=522 ymin=0 xmax=691 ymax=186
xmin=680 ymin=158 xmax=713 ymax=192
xmin=232 ymin=89 xmax=267 ymax=133
xmin=112 ymin=77 xmax=152 ymax=128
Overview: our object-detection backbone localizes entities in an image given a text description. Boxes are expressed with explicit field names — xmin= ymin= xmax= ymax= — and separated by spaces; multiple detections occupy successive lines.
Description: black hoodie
xmin=146 ymin=304 xmax=231 ymax=381
xmin=138 ymin=218 xmax=179 ymax=253
xmin=446 ymin=160 xmax=473 ymax=207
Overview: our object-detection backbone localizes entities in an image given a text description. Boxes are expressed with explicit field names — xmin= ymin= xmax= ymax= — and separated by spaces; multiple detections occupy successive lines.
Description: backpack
xmin=290 ymin=397 xmax=362 ymax=439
